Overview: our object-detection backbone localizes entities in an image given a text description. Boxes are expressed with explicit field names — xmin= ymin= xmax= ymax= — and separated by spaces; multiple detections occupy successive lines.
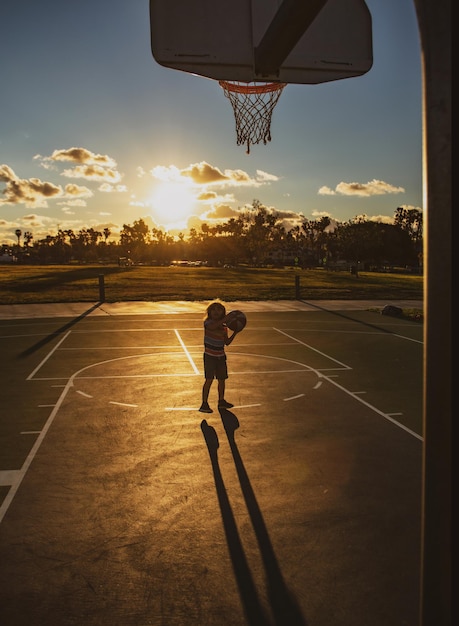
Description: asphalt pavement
xmin=0 ymin=299 xmax=424 ymax=626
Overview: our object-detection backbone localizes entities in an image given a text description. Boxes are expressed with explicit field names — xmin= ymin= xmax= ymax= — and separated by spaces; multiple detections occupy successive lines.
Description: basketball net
xmin=218 ymin=81 xmax=287 ymax=154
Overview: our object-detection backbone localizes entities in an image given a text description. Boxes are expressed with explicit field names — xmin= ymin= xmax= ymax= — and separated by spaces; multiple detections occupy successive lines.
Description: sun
xmin=151 ymin=181 xmax=197 ymax=227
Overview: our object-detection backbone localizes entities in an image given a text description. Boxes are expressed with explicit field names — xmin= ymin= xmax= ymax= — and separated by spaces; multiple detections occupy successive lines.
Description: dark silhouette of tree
xmin=237 ymin=200 xmax=284 ymax=265
xmin=394 ymin=206 xmax=423 ymax=272
xmin=119 ymin=218 xmax=150 ymax=261
xmin=300 ymin=216 xmax=332 ymax=266
xmin=4 ymin=203 xmax=423 ymax=271
xmin=335 ymin=219 xmax=416 ymax=269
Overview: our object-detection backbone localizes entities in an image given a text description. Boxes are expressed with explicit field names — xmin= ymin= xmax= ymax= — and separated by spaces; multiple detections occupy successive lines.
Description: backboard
xmin=150 ymin=0 xmax=373 ymax=84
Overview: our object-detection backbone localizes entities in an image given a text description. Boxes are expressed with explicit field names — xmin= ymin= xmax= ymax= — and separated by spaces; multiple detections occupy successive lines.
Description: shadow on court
xmin=18 ymin=302 xmax=104 ymax=358
xmin=202 ymin=411 xmax=307 ymax=626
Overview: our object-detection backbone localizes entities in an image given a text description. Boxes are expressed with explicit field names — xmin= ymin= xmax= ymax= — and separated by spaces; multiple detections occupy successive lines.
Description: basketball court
xmin=0 ymin=303 xmax=423 ymax=625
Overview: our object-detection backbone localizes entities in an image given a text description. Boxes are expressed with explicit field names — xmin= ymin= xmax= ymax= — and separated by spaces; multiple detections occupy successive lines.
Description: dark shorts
xmin=203 ymin=353 xmax=228 ymax=380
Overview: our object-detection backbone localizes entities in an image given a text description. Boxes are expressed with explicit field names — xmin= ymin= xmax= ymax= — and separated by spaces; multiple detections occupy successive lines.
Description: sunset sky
xmin=1 ymin=0 xmax=422 ymax=246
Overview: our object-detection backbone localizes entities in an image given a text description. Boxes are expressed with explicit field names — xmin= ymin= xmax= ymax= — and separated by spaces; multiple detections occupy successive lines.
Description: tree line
xmin=4 ymin=201 xmax=423 ymax=272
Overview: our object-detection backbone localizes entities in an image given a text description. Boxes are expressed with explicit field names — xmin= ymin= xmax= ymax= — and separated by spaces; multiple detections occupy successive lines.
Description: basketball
xmin=225 ymin=310 xmax=247 ymax=332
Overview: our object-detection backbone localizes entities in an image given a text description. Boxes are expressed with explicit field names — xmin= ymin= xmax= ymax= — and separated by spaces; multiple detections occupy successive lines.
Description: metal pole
xmin=98 ymin=274 xmax=105 ymax=302
xmin=414 ymin=0 xmax=451 ymax=623
xmin=295 ymin=275 xmax=300 ymax=299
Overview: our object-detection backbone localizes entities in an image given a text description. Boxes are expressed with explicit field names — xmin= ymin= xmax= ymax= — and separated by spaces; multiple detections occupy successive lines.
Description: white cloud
xmin=319 ymin=179 xmax=405 ymax=197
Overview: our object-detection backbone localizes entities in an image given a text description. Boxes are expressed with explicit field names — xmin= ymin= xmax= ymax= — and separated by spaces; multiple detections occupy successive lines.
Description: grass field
xmin=0 ymin=264 xmax=423 ymax=309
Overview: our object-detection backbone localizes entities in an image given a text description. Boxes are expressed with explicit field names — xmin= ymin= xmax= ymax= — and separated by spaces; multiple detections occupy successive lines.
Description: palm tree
xmin=15 ymin=229 xmax=22 ymax=246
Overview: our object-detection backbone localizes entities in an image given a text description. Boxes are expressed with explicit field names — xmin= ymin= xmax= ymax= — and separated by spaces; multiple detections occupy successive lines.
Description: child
xmin=199 ymin=300 xmax=239 ymax=413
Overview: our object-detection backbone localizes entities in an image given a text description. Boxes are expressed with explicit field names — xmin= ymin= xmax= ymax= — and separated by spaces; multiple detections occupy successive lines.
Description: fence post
xmin=295 ymin=275 xmax=300 ymax=299
xmin=98 ymin=274 xmax=105 ymax=302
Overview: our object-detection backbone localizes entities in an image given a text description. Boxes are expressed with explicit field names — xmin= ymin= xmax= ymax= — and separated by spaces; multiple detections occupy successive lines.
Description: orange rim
xmin=218 ymin=80 xmax=287 ymax=94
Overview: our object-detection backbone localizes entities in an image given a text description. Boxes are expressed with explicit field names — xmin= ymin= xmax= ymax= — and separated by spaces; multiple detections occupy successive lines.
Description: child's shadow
xmin=201 ymin=410 xmax=307 ymax=626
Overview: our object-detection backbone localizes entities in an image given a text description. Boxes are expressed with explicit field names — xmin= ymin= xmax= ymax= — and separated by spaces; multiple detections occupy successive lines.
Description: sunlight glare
xmin=151 ymin=181 xmax=197 ymax=227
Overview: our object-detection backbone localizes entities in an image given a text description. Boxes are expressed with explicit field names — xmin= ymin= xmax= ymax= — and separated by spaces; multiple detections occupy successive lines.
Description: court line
xmin=0 ymin=377 xmax=74 ymax=523
xmin=110 ymin=401 xmax=138 ymax=407
xmin=76 ymin=390 xmax=92 ymax=397
xmin=26 ymin=330 xmax=71 ymax=380
xmin=387 ymin=332 xmax=423 ymax=344
xmin=175 ymin=329 xmax=200 ymax=374
xmin=326 ymin=377 xmax=422 ymax=440
xmin=165 ymin=403 xmax=262 ymax=411
xmin=273 ymin=328 xmax=352 ymax=369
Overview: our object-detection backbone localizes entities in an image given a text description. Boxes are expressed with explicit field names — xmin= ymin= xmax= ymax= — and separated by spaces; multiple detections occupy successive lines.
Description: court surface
xmin=0 ymin=300 xmax=423 ymax=626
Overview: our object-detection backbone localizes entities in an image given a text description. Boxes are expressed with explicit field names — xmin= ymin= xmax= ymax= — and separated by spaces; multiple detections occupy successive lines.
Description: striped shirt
xmin=204 ymin=319 xmax=228 ymax=358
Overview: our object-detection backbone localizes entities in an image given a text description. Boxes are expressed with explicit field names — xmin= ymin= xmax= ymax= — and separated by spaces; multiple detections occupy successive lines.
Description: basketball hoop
xmin=218 ymin=81 xmax=287 ymax=154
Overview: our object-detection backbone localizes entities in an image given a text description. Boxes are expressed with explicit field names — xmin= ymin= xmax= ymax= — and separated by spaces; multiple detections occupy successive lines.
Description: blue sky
xmin=0 ymin=0 xmax=422 ymax=246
